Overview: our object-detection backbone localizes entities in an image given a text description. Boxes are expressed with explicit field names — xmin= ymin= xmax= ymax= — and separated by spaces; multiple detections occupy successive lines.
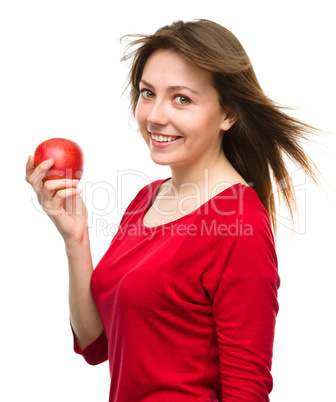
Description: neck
xmin=167 ymin=152 xmax=242 ymax=197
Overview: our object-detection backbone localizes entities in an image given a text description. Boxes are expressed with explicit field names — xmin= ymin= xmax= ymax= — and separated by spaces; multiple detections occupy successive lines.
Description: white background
xmin=1 ymin=1 xmax=335 ymax=401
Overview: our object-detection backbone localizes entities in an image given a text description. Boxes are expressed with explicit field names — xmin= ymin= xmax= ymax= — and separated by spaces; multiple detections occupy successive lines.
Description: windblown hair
xmin=121 ymin=19 xmax=320 ymax=235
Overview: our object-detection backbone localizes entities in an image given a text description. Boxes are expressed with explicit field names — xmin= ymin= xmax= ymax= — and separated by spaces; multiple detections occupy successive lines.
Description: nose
xmin=147 ymin=99 xmax=169 ymax=127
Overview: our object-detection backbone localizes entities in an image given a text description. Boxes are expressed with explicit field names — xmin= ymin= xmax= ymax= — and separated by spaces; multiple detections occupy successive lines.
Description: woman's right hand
xmin=26 ymin=155 xmax=88 ymax=246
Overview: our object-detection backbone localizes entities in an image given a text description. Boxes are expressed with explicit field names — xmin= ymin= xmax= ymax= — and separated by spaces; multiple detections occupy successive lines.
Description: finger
xmin=41 ymin=179 xmax=80 ymax=206
xmin=43 ymin=187 xmax=83 ymax=216
xmin=25 ymin=155 xmax=35 ymax=182
xmin=55 ymin=187 xmax=82 ymax=201
xmin=44 ymin=179 xmax=80 ymax=192
xmin=27 ymin=158 xmax=54 ymax=190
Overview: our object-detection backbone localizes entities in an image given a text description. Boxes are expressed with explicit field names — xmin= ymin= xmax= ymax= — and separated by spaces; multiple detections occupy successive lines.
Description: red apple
xmin=34 ymin=138 xmax=84 ymax=182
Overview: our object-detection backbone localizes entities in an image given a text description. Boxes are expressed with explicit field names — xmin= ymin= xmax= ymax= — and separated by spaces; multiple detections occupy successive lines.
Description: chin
xmin=150 ymin=157 xmax=172 ymax=166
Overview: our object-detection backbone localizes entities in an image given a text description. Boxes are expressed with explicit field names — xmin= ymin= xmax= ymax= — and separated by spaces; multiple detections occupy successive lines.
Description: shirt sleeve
xmin=71 ymin=323 xmax=108 ymax=366
xmin=211 ymin=212 xmax=280 ymax=401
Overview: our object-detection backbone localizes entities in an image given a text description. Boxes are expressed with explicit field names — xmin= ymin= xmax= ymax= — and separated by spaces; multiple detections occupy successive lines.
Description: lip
xmin=149 ymin=132 xmax=182 ymax=148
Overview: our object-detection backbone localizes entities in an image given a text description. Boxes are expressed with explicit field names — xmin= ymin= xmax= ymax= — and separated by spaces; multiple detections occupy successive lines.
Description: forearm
xmin=66 ymin=231 xmax=103 ymax=350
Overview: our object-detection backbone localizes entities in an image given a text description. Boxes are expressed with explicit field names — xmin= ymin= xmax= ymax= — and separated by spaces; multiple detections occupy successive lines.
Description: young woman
xmin=26 ymin=19 xmax=319 ymax=401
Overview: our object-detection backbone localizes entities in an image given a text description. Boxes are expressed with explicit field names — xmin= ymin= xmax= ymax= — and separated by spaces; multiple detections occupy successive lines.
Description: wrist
xmin=65 ymin=229 xmax=90 ymax=253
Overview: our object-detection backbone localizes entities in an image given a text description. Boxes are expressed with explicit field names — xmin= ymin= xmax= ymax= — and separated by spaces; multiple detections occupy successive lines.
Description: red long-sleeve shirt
xmin=73 ymin=179 xmax=280 ymax=401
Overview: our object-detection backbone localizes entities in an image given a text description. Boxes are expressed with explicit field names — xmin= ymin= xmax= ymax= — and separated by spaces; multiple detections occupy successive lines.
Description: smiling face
xmin=135 ymin=49 xmax=236 ymax=170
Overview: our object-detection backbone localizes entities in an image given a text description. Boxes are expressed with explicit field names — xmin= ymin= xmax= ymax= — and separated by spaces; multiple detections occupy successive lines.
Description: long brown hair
xmin=121 ymin=19 xmax=320 ymax=235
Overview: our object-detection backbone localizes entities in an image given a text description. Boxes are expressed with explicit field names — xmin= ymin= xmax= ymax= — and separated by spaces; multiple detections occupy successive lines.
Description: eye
xmin=140 ymin=89 xmax=155 ymax=99
xmin=174 ymin=95 xmax=190 ymax=105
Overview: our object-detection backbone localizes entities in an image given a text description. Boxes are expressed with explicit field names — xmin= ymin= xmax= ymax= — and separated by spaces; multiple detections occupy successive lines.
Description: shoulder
xmin=120 ymin=178 xmax=169 ymax=219
xmin=132 ymin=178 xmax=166 ymax=203
xmin=134 ymin=177 xmax=173 ymax=206
xmin=207 ymin=184 xmax=273 ymax=235
xmin=200 ymin=184 xmax=277 ymax=273
xmin=200 ymin=185 xmax=279 ymax=298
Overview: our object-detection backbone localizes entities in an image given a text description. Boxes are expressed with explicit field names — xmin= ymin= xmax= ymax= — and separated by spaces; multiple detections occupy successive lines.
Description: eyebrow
xmin=139 ymin=79 xmax=200 ymax=95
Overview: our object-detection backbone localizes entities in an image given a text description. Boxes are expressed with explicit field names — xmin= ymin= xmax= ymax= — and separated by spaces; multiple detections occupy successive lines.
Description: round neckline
xmin=141 ymin=178 xmax=251 ymax=231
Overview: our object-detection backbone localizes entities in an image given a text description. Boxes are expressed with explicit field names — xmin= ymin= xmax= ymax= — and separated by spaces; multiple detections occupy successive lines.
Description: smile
xmin=150 ymin=133 xmax=181 ymax=143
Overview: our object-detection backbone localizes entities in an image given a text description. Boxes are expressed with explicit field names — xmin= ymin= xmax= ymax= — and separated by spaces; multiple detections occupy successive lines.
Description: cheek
xmin=134 ymin=102 xmax=142 ymax=127
xmin=135 ymin=103 xmax=150 ymax=144
xmin=136 ymin=103 xmax=151 ymax=134
xmin=200 ymin=106 xmax=225 ymax=133
xmin=188 ymin=109 xmax=215 ymax=134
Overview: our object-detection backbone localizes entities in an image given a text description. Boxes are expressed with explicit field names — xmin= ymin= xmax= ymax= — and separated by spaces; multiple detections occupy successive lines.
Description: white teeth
xmin=151 ymin=133 xmax=179 ymax=142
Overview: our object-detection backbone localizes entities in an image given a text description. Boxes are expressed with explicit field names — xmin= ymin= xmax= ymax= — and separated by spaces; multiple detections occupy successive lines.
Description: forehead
xmin=141 ymin=49 xmax=213 ymax=88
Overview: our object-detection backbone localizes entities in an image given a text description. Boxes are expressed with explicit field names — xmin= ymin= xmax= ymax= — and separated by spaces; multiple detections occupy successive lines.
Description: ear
xmin=220 ymin=108 xmax=237 ymax=131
